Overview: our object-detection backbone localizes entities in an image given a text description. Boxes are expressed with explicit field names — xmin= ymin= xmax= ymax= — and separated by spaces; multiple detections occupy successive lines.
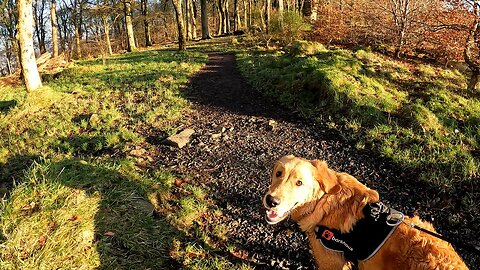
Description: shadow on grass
xmin=1 ymin=156 xmax=254 ymax=269
xmin=53 ymin=135 xmax=118 ymax=157
xmin=0 ymin=155 xmax=41 ymax=198
xmin=47 ymin=159 xmax=181 ymax=269
xmin=0 ymin=100 xmax=17 ymax=113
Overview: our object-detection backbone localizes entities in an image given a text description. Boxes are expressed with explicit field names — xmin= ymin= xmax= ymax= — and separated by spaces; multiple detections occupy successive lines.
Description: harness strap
xmin=404 ymin=221 xmax=480 ymax=255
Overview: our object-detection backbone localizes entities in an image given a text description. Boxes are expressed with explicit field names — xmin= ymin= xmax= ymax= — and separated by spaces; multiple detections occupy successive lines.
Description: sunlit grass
xmin=1 ymin=47 xmax=251 ymax=269
xmin=237 ymin=46 xmax=479 ymax=195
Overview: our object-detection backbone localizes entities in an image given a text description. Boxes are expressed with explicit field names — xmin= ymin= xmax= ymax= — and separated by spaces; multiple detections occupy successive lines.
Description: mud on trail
xmin=154 ymin=53 xmax=478 ymax=269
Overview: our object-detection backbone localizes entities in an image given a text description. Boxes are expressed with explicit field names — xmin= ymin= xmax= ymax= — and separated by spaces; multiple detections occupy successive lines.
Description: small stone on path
xmin=163 ymin=128 xmax=195 ymax=148
xmin=268 ymin=119 xmax=277 ymax=130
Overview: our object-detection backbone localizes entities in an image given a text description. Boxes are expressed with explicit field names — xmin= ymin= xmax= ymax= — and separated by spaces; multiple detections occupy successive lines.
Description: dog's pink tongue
xmin=267 ymin=209 xmax=278 ymax=219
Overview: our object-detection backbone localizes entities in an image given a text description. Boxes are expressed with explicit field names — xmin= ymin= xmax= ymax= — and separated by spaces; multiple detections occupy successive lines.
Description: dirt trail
xmin=155 ymin=53 xmax=478 ymax=269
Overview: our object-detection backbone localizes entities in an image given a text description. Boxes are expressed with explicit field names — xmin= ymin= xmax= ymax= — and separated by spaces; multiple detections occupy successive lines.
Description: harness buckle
xmin=386 ymin=212 xmax=404 ymax=226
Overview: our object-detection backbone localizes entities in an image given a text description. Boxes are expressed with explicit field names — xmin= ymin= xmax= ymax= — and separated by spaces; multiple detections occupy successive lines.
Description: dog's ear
xmin=309 ymin=160 xmax=341 ymax=194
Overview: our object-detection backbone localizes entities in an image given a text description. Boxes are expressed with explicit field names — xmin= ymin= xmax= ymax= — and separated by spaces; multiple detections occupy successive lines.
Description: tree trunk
xmin=248 ymin=0 xmax=251 ymax=27
xmin=74 ymin=22 xmax=81 ymax=58
xmin=56 ymin=11 xmax=65 ymax=51
xmin=124 ymin=0 xmax=137 ymax=52
xmin=242 ymin=0 xmax=247 ymax=28
xmin=141 ymin=0 xmax=153 ymax=46
xmin=12 ymin=38 xmax=20 ymax=70
xmin=50 ymin=0 xmax=58 ymax=57
xmin=309 ymin=0 xmax=316 ymax=20
xmin=16 ymin=0 xmax=42 ymax=91
xmin=278 ymin=0 xmax=284 ymax=19
xmin=468 ymin=69 xmax=480 ymax=91
xmin=200 ymin=0 xmax=211 ymax=39
xmin=102 ymin=16 xmax=113 ymax=55
xmin=464 ymin=0 xmax=480 ymax=92
xmin=6 ymin=56 xmax=12 ymax=75
xmin=73 ymin=3 xmax=82 ymax=59
xmin=172 ymin=0 xmax=186 ymax=50
xmin=33 ymin=0 xmax=47 ymax=54
xmin=233 ymin=0 xmax=239 ymax=31
xmin=5 ymin=39 xmax=13 ymax=74
xmin=189 ymin=0 xmax=197 ymax=39
xmin=223 ymin=0 xmax=229 ymax=33
xmin=185 ymin=0 xmax=191 ymax=40
xmin=395 ymin=26 xmax=406 ymax=58
xmin=217 ymin=0 xmax=223 ymax=35
xmin=265 ymin=0 xmax=271 ymax=32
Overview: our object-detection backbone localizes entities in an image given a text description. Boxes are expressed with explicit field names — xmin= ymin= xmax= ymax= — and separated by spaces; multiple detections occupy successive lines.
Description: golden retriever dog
xmin=263 ymin=155 xmax=468 ymax=270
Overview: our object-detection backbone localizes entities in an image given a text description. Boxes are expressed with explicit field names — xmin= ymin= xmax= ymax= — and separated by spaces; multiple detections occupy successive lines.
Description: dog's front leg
xmin=307 ymin=232 xmax=351 ymax=270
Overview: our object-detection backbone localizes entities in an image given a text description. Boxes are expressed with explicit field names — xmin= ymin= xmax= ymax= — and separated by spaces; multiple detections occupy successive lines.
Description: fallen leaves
xmin=21 ymin=202 xmax=37 ymax=211
xmin=20 ymin=201 xmax=40 ymax=214
xmin=68 ymin=215 xmax=79 ymax=222
xmin=37 ymin=235 xmax=47 ymax=247
xmin=175 ymin=178 xmax=186 ymax=187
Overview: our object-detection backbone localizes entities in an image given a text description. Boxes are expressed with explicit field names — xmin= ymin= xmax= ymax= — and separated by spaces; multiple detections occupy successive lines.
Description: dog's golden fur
xmin=263 ymin=155 xmax=468 ymax=270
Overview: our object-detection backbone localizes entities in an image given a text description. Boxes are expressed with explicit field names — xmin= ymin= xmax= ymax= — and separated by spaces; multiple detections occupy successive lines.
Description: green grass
xmin=0 ymin=48 xmax=252 ymax=269
xmin=237 ymin=47 xmax=480 ymax=215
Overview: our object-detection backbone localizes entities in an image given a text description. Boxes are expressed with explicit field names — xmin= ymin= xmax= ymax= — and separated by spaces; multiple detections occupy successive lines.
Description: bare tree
xmin=124 ymin=0 xmax=136 ymax=51
xmin=265 ymin=0 xmax=271 ymax=32
xmin=233 ymin=0 xmax=241 ymax=31
xmin=216 ymin=0 xmax=223 ymax=34
xmin=464 ymin=0 xmax=480 ymax=91
xmin=200 ymin=0 xmax=211 ymax=38
xmin=188 ymin=0 xmax=197 ymax=39
xmin=242 ymin=0 xmax=248 ymax=27
xmin=216 ymin=0 xmax=229 ymax=34
xmin=186 ymin=0 xmax=191 ymax=39
xmin=172 ymin=0 xmax=186 ymax=50
xmin=140 ymin=0 xmax=153 ymax=46
xmin=1 ymin=0 xmax=19 ymax=72
xmin=379 ymin=0 xmax=431 ymax=58
xmin=51 ymin=0 xmax=59 ymax=57
xmin=278 ymin=0 xmax=284 ymax=19
xmin=89 ymin=2 xmax=118 ymax=56
xmin=33 ymin=0 xmax=47 ymax=53
xmin=71 ymin=0 xmax=83 ymax=58
xmin=17 ymin=0 xmax=43 ymax=91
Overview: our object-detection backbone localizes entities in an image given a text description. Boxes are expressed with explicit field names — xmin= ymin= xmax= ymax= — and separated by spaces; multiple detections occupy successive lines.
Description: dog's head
xmin=263 ymin=155 xmax=341 ymax=225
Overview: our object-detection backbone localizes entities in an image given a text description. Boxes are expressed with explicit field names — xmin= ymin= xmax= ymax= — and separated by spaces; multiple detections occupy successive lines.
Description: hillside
xmin=1 ymin=40 xmax=479 ymax=269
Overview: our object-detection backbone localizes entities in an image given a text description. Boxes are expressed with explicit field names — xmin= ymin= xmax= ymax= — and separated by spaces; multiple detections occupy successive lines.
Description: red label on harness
xmin=321 ymin=230 xmax=334 ymax=240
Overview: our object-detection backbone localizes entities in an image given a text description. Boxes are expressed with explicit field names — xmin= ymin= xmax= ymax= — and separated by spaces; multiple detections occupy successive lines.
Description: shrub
xmin=268 ymin=11 xmax=311 ymax=47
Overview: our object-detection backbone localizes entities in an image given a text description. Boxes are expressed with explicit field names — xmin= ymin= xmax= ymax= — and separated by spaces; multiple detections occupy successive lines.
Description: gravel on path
xmin=154 ymin=53 xmax=479 ymax=269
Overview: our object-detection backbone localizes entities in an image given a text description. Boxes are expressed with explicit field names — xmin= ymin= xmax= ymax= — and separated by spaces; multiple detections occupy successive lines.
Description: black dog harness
xmin=315 ymin=202 xmax=404 ymax=263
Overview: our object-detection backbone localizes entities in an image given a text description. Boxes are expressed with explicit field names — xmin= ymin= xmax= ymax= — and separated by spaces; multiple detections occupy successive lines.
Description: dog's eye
xmin=276 ymin=171 xmax=282 ymax=177
xmin=296 ymin=180 xmax=303 ymax=186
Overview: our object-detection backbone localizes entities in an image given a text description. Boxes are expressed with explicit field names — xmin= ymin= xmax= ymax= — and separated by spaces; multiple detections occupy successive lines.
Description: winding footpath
xmin=155 ymin=53 xmax=478 ymax=269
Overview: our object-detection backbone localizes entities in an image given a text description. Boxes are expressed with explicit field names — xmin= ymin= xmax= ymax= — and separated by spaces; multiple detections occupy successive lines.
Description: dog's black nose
xmin=266 ymin=194 xmax=280 ymax=208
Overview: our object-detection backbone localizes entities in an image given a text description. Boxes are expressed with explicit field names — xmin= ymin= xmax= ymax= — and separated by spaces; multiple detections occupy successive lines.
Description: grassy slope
xmin=237 ymin=44 xmax=479 ymax=217
xmin=0 ymin=48 xmax=251 ymax=269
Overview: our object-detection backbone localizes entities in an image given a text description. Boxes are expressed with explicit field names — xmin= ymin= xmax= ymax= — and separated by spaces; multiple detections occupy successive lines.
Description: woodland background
xmin=1 ymin=0 xmax=480 ymax=80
